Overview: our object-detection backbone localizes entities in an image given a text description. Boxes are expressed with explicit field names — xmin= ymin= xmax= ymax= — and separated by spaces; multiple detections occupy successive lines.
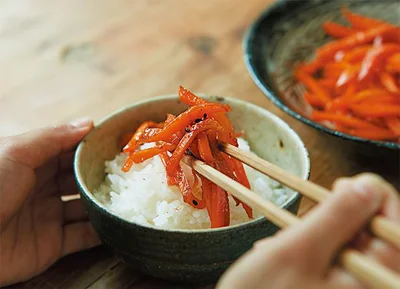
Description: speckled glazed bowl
xmin=74 ymin=95 xmax=310 ymax=285
xmin=244 ymin=0 xmax=400 ymax=150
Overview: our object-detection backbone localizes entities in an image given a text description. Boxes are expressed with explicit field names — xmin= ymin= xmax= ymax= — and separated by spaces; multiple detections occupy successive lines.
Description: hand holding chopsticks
xmin=221 ymin=142 xmax=400 ymax=250
xmin=182 ymin=144 xmax=400 ymax=289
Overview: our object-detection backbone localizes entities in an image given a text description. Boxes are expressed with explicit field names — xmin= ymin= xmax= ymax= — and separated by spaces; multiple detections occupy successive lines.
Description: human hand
xmin=217 ymin=174 xmax=400 ymax=289
xmin=0 ymin=118 xmax=101 ymax=286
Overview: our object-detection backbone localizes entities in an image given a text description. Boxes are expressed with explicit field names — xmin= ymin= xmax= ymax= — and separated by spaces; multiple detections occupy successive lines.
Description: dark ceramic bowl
xmin=244 ymin=0 xmax=400 ymax=150
xmin=74 ymin=95 xmax=310 ymax=285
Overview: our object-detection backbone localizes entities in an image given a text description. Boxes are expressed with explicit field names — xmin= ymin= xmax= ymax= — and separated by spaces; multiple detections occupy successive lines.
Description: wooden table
xmin=2 ymin=0 xmax=399 ymax=288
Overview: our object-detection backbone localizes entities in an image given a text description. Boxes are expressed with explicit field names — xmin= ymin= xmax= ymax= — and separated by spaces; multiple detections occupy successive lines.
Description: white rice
xmin=94 ymin=138 xmax=288 ymax=229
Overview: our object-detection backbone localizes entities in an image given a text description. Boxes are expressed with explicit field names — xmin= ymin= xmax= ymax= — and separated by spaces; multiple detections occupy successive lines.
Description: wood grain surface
xmin=1 ymin=0 xmax=399 ymax=288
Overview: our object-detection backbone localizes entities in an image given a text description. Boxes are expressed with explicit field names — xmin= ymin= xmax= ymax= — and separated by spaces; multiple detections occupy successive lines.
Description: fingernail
xmin=70 ymin=117 xmax=92 ymax=129
xmin=353 ymin=176 xmax=383 ymax=211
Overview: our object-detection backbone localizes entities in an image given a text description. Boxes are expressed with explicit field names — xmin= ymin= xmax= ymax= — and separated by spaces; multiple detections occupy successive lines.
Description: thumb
xmin=287 ymin=174 xmax=385 ymax=273
xmin=1 ymin=117 xmax=93 ymax=169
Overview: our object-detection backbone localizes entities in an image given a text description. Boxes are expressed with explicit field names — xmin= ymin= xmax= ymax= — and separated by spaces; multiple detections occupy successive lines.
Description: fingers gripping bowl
xmin=74 ymin=94 xmax=310 ymax=284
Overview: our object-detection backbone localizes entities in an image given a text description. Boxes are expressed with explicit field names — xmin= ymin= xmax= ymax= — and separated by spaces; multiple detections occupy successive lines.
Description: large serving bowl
xmin=74 ymin=95 xmax=310 ymax=285
xmin=244 ymin=0 xmax=400 ymax=150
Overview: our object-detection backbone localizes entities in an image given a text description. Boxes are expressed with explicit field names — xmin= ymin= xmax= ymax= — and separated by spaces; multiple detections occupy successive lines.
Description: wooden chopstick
xmin=220 ymin=142 xmax=400 ymax=250
xmin=182 ymin=156 xmax=400 ymax=289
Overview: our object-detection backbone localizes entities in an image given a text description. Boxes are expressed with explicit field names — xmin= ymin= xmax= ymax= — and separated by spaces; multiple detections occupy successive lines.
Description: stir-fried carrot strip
xmin=380 ymin=72 xmax=400 ymax=93
xmin=348 ymin=128 xmax=397 ymax=141
xmin=336 ymin=64 xmax=360 ymax=87
xmin=123 ymin=121 xmax=161 ymax=152
xmin=318 ymin=79 xmax=336 ymax=90
xmin=304 ymin=91 xmax=325 ymax=108
xmin=122 ymin=143 xmax=176 ymax=172
xmin=322 ymin=62 xmax=348 ymax=79
xmin=385 ymin=117 xmax=400 ymax=135
xmin=342 ymin=45 xmax=372 ymax=63
xmin=385 ymin=53 xmax=400 ymax=73
xmin=311 ymin=111 xmax=380 ymax=129
xmin=141 ymin=103 xmax=230 ymax=144
xmin=358 ymin=44 xmax=400 ymax=81
xmin=296 ymin=10 xmax=400 ymax=143
xmin=166 ymin=119 xmax=227 ymax=177
xmin=296 ymin=70 xmax=331 ymax=104
xmin=179 ymin=86 xmax=250 ymax=214
xmin=323 ymin=21 xmax=356 ymax=38
xmin=178 ymin=85 xmax=207 ymax=106
xmin=351 ymin=104 xmax=400 ymax=118
xmin=316 ymin=24 xmax=397 ymax=61
xmin=198 ymin=132 xmax=215 ymax=166
xmin=326 ymin=84 xmax=356 ymax=112
xmin=341 ymin=8 xmax=387 ymax=30
xmin=188 ymin=142 xmax=200 ymax=159
xmin=179 ymin=86 xmax=235 ymax=131
xmin=361 ymin=94 xmax=400 ymax=105
xmin=209 ymin=183 xmax=230 ymax=228
xmin=199 ymin=176 xmax=215 ymax=225
xmin=297 ymin=61 xmax=322 ymax=75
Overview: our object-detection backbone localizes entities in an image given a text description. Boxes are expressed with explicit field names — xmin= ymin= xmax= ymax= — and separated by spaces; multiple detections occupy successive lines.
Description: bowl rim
xmin=243 ymin=0 xmax=400 ymax=150
xmin=74 ymin=94 xmax=310 ymax=234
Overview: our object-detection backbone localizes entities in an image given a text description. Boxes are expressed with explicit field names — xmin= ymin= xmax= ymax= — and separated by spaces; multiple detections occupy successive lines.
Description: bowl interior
xmin=75 ymin=95 xmax=309 ymax=230
xmin=244 ymin=0 xmax=400 ymax=149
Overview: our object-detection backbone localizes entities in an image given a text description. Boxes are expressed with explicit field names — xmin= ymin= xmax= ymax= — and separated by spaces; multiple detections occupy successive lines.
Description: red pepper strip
xmin=351 ymin=104 xmax=400 ymax=118
xmin=341 ymin=8 xmax=387 ymax=30
xmin=380 ymin=72 xmax=400 ymax=94
xmin=385 ymin=117 xmax=400 ymax=136
xmin=316 ymin=25 xmax=397 ymax=61
xmin=358 ymin=44 xmax=400 ymax=81
xmin=122 ymin=143 xmax=176 ymax=172
xmin=166 ymin=119 xmax=226 ymax=177
xmin=141 ymin=103 xmax=230 ymax=144
xmin=176 ymin=164 xmax=205 ymax=209
xmin=123 ymin=121 xmax=161 ymax=152
xmin=311 ymin=111 xmax=381 ymax=129
xmin=323 ymin=21 xmax=356 ymax=38
xmin=295 ymin=69 xmax=331 ymax=105
xmin=348 ymin=127 xmax=397 ymax=141
xmin=198 ymin=132 xmax=215 ymax=166
xmin=159 ymin=152 xmax=177 ymax=186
